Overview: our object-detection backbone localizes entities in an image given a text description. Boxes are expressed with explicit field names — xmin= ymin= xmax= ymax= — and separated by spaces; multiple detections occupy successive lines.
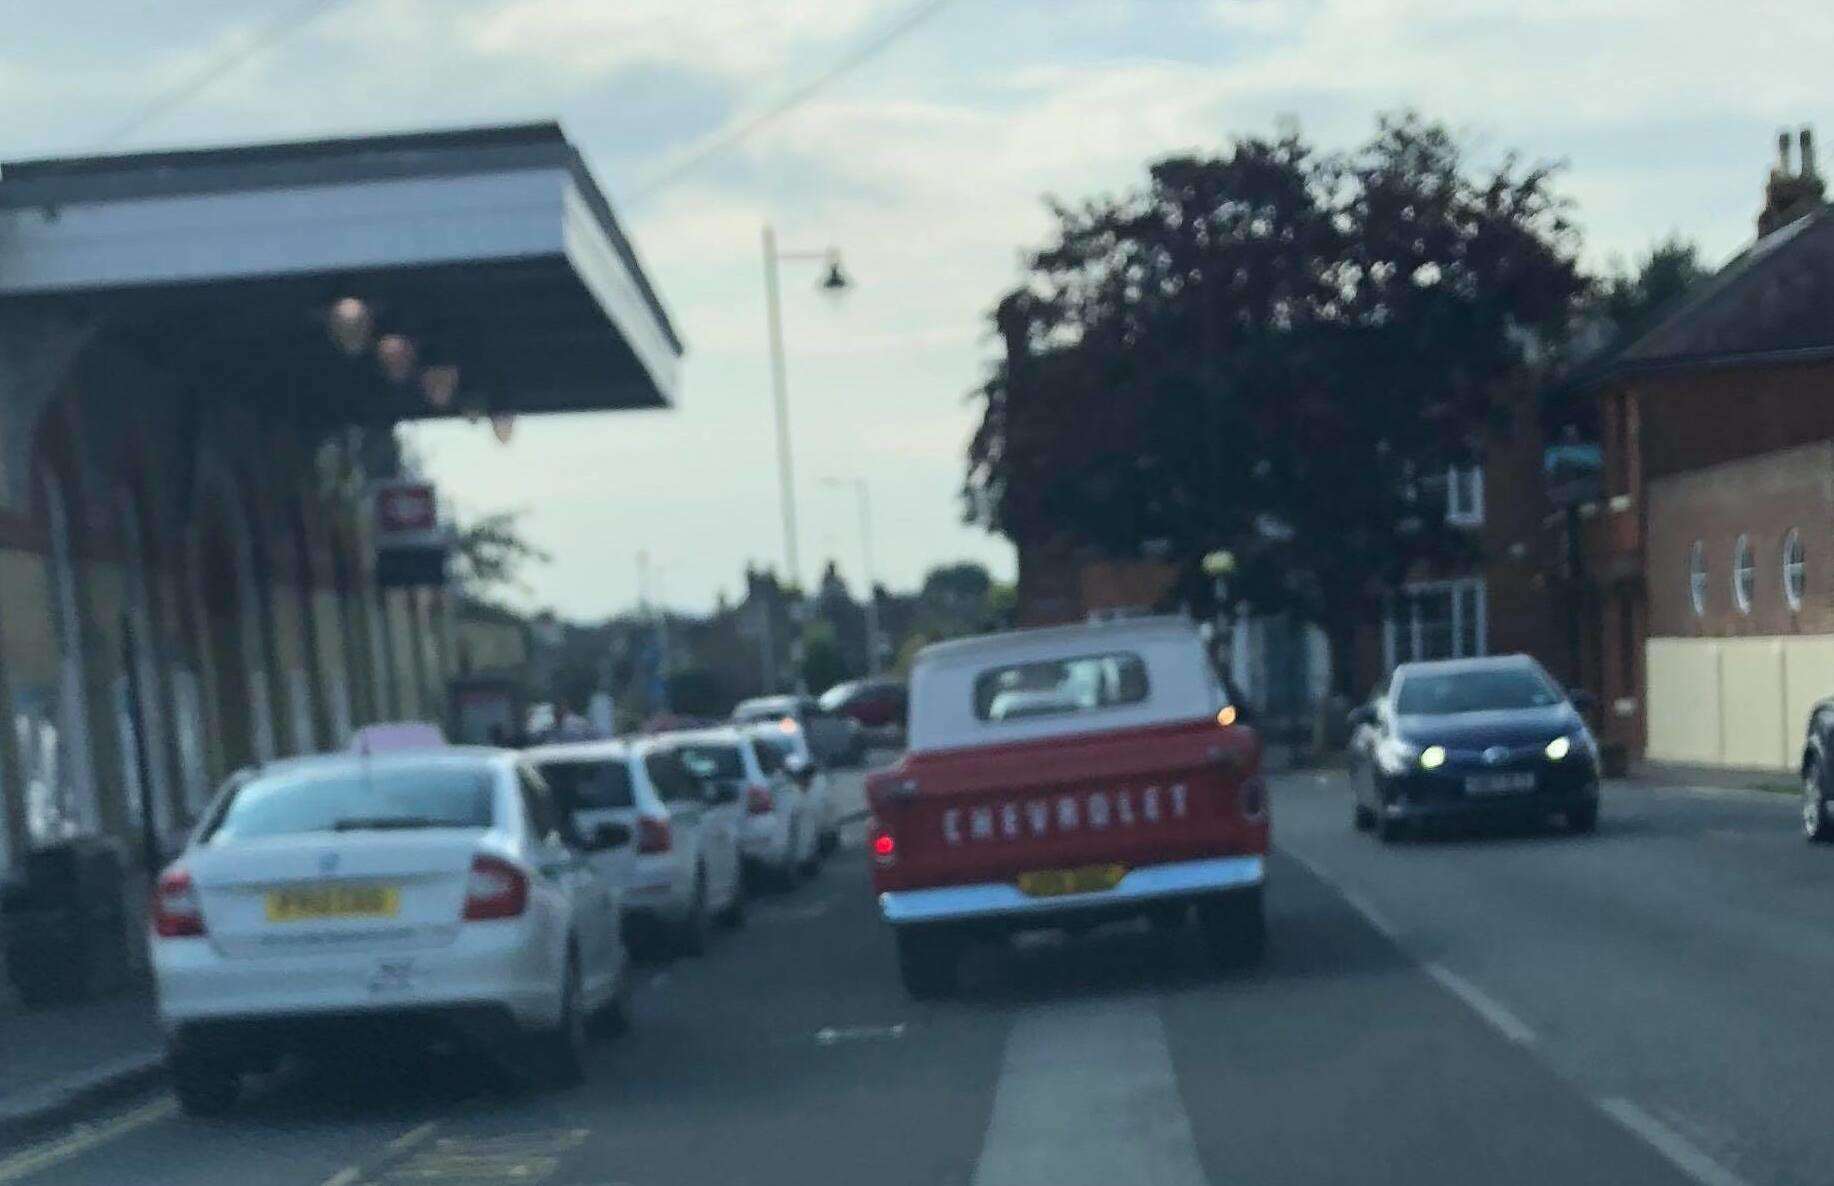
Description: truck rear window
xmin=973 ymin=652 xmax=1150 ymax=722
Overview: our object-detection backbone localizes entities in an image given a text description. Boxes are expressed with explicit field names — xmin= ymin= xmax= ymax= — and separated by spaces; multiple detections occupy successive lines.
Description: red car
xmin=865 ymin=616 xmax=1268 ymax=997
xmin=818 ymin=679 xmax=907 ymax=729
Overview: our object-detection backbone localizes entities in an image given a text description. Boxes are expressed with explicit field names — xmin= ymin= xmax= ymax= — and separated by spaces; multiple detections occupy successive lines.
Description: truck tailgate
xmin=868 ymin=717 xmax=1265 ymax=893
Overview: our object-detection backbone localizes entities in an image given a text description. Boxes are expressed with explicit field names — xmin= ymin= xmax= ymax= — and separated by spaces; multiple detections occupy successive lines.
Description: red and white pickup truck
xmin=866 ymin=615 xmax=1268 ymax=997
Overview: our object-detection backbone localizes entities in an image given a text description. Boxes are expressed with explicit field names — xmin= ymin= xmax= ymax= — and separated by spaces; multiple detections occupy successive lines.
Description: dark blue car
xmin=1347 ymin=655 xmax=1601 ymax=841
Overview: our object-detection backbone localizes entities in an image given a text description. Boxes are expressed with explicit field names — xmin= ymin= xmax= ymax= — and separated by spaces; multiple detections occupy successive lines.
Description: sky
xmin=6 ymin=0 xmax=1832 ymax=618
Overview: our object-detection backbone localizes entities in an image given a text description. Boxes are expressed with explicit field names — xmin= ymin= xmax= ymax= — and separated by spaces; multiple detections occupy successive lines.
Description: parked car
xmin=666 ymin=727 xmax=819 ymax=888
xmin=747 ymin=723 xmax=838 ymax=858
xmin=731 ymin=694 xmax=864 ymax=768
xmin=865 ymin=616 xmax=1268 ymax=998
xmin=1799 ymin=701 xmax=1834 ymax=843
xmin=1347 ymin=654 xmax=1601 ymax=841
xmin=818 ymin=679 xmax=907 ymax=729
xmin=527 ymin=738 xmax=745 ymax=956
xmin=149 ymin=748 xmax=632 ymax=1115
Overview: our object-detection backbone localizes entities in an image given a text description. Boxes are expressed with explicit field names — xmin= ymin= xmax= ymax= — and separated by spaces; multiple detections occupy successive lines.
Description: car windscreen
xmin=1395 ymin=668 xmax=1562 ymax=716
xmin=535 ymin=759 xmax=635 ymax=811
xmin=206 ymin=764 xmax=496 ymax=843
xmin=973 ymin=651 xmax=1150 ymax=722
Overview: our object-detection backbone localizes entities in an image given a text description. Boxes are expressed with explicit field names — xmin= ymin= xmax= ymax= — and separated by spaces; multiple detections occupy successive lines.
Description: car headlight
xmin=1419 ymin=745 xmax=1448 ymax=770
xmin=1545 ymin=736 xmax=1572 ymax=761
xmin=1375 ymin=736 xmax=1421 ymax=774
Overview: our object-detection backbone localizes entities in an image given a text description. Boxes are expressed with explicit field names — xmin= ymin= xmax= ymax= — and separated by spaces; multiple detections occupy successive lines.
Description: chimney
xmin=1759 ymin=123 xmax=1827 ymax=237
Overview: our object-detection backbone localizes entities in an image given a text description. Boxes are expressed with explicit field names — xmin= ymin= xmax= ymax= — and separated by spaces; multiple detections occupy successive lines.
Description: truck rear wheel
xmin=1198 ymin=887 xmax=1266 ymax=970
xmin=894 ymin=926 xmax=958 ymax=999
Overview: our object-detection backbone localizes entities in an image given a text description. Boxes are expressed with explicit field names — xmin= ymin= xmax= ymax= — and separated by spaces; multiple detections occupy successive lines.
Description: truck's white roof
xmin=915 ymin=615 xmax=1200 ymax=669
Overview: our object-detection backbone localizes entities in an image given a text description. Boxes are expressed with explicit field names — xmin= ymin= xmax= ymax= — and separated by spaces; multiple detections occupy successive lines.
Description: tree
xmin=966 ymin=113 xmax=1587 ymax=688
xmin=798 ymin=620 xmax=849 ymax=696
xmin=451 ymin=509 xmax=551 ymax=596
xmin=1598 ymin=235 xmax=1708 ymax=340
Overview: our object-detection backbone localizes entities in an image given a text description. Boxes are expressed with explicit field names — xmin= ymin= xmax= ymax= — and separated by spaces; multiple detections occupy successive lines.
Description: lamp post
xmin=823 ymin=477 xmax=881 ymax=675
xmin=762 ymin=223 xmax=850 ymax=592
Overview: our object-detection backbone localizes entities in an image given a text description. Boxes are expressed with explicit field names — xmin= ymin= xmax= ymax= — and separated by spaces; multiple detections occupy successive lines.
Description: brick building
xmin=0 ymin=123 xmax=681 ymax=881
xmin=1571 ymin=128 xmax=1832 ymax=771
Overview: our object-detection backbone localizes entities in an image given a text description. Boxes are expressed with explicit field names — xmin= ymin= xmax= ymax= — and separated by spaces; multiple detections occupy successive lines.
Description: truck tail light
xmin=152 ymin=865 xmax=206 ymax=938
xmin=869 ymin=819 xmax=897 ymax=866
xmin=637 ymin=816 xmax=673 ymax=854
xmin=745 ymin=784 xmax=775 ymax=815
xmin=1239 ymin=775 xmax=1268 ymax=822
xmin=463 ymin=855 xmax=529 ymax=921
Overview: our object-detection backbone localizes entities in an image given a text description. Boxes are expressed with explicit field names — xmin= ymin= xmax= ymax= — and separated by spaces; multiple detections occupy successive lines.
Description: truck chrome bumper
xmin=878 ymin=855 xmax=1265 ymax=926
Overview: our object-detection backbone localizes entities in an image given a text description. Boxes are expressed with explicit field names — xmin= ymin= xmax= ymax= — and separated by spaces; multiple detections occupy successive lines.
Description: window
xmin=1688 ymin=541 xmax=1707 ymax=616
xmin=1446 ymin=464 xmax=1485 ymax=527
xmin=207 ymin=763 xmax=495 ymax=843
xmin=644 ymin=750 xmax=709 ymax=803
xmin=972 ymin=652 xmax=1150 ymax=722
xmin=751 ymin=736 xmax=786 ymax=775
xmin=536 ymin=759 xmax=635 ymax=811
xmin=1383 ymin=579 xmax=1486 ymax=668
xmin=673 ymin=743 xmax=745 ymax=783
xmin=518 ymin=767 xmax=560 ymax=843
xmin=1783 ymin=529 xmax=1805 ymax=611
xmin=1732 ymin=535 xmax=1754 ymax=615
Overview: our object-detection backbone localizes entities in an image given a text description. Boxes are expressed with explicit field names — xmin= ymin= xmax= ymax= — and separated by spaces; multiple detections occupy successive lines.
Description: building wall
xmin=1641 ymin=441 xmax=1834 ymax=770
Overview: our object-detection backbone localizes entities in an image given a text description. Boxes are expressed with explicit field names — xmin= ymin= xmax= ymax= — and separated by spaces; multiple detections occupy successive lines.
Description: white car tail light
xmin=637 ymin=816 xmax=673 ymax=854
xmin=462 ymin=855 xmax=529 ymax=921
xmin=152 ymin=865 xmax=206 ymax=938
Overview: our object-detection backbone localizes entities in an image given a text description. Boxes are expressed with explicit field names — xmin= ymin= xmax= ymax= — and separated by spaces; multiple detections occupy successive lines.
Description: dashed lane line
xmin=1421 ymin=962 xmax=1537 ymax=1046
xmin=1597 ymin=1098 xmax=1751 ymax=1186
xmin=385 ymin=1120 xmax=440 ymax=1154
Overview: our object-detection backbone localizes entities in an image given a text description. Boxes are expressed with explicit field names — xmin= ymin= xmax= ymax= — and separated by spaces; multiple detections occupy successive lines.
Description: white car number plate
xmin=1466 ymin=772 xmax=1536 ymax=796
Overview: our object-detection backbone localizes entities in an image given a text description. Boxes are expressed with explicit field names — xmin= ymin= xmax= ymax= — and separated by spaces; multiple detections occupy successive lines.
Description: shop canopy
xmin=0 ymin=122 xmax=682 ymax=424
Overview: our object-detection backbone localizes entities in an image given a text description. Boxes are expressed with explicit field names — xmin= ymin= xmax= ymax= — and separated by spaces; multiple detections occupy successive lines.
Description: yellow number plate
xmin=265 ymin=885 xmax=400 ymax=922
xmin=1016 ymin=864 xmax=1126 ymax=898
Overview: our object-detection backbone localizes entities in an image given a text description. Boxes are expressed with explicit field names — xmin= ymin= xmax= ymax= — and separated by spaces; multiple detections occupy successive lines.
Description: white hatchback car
xmin=527 ymin=738 xmax=745 ymax=956
xmin=150 ymin=748 xmax=632 ymax=1115
xmin=693 ymin=727 xmax=820 ymax=887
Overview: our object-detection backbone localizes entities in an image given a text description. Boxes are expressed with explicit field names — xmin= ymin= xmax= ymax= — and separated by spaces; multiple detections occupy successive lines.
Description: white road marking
xmin=815 ymin=1023 xmax=906 ymax=1045
xmin=0 ymin=1098 xmax=175 ymax=1184
xmin=386 ymin=1120 xmax=440 ymax=1152
xmin=1337 ymin=888 xmax=1400 ymax=939
xmin=971 ymin=999 xmax=1205 ymax=1186
xmin=1597 ymin=1098 xmax=1751 ymax=1186
xmin=318 ymin=1167 xmax=362 ymax=1186
xmin=1422 ymin=962 xmax=1537 ymax=1046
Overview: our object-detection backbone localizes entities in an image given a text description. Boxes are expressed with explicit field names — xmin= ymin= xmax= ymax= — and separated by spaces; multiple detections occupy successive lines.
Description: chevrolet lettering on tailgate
xmin=941 ymin=785 xmax=1190 ymax=846
xmin=866 ymin=615 xmax=1270 ymax=999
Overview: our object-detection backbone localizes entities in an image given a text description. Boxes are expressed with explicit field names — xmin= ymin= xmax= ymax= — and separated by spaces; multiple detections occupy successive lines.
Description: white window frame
xmin=1446 ymin=464 xmax=1485 ymax=528
xmin=1382 ymin=577 xmax=1488 ymax=669
xmin=1688 ymin=540 xmax=1707 ymax=616
xmin=1732 ymin=534 xmax=1754 ymax=615
xmin=1783 ymin=528 xmax=1805 ymax=612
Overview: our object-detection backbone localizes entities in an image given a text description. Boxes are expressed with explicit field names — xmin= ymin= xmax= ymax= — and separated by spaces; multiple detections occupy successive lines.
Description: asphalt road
xmin=0 ymin=766 xmax=1821 ymax=1186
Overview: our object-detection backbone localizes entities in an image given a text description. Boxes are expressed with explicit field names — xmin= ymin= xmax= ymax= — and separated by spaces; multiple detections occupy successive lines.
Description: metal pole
xmin=762 ymin=225 xmax=801 ymax=588
xmin=854 ymin=480 xmax=882 ymax=675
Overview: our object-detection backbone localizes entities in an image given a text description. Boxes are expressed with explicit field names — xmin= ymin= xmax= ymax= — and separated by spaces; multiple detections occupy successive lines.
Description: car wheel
xmin=538 ymin=952 xmax=588 ymax=1089
xmin=592 ymin=968 xmax=633 ymax=1038
xmin=1805 ymin=758 xmax=1833 ymax=843
xmin=1565 ymin=802 xmax=1599 ymax=835
xmin=894 ymin=926 xmax=958 ymax=999
xmin=1198 ymin=887 xmax=1266 ymax=969
xmin=1376 ymin=812 xmax=1406 ymax=843
xmin=819 ymin=828 xmax=839 ymax=857
xmin=676 ymin=871 xmax=709 ymax=957
xmin=1353 ymin=802 xmax=1376 ymax=832
xmin=170 ymin=1042 xmax=240 ymax=1117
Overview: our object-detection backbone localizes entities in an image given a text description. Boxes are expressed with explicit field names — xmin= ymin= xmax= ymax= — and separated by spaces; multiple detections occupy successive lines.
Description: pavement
xmin=0 ymin=764 xmax=1827 ymax=1185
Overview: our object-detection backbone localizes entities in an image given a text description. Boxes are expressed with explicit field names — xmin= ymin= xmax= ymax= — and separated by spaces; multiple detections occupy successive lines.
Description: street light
xmin=822 ymin=476 xmax=881 ymax=675
xmin=762 ymin=224 xmax=852 ymax=591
